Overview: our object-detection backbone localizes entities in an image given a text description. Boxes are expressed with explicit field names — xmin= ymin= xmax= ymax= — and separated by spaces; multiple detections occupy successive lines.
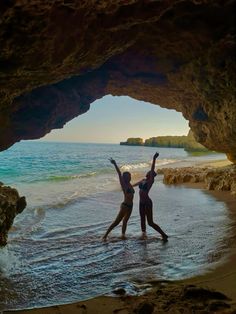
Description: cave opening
xmin=0 ymin=93 xmax=232 ymax=310
xmin=41 ymin=95 xmax=189 ymax=144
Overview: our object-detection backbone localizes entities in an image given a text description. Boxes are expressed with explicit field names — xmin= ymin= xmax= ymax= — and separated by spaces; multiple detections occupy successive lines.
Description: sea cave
xmin=0 ymin=1 xmax=236 ymax=313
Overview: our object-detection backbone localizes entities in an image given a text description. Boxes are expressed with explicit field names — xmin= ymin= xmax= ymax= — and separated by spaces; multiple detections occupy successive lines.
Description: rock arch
xmin=0 ymin=1 xmax=235 ymax=162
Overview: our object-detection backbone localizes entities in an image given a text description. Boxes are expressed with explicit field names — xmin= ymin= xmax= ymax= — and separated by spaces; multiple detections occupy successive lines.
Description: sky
xmin=42 ymin=95 xmax=189 ymax=143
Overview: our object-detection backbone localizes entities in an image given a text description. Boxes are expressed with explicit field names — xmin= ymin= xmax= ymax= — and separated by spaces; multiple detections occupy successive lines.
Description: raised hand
xmin=153 ymin=152 xmax=159 ymax=159
xmin=109 ymin=158 xmax=116 ymax=165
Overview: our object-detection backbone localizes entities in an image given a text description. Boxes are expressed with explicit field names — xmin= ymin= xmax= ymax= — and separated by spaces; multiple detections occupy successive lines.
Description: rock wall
xmin=0 ymin=1 xmax=235 ymax=161
xmin=0 ymin=183 xmax=26 ymax=246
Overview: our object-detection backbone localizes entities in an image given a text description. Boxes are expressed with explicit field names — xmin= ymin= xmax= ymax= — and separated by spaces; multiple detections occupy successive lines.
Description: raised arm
xmin=109 ymin=158 xmax=121 ymax=176
xmin=149 ymin=152 xmax=159 ymax=181
xmin=132 ymin=180 xmax=143 ymax=187
xmin=109 ymin=158 xmax=125 ymax=189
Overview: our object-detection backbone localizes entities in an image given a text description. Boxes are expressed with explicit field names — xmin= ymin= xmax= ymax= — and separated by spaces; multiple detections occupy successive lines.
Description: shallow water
xmin=0 ymin=142 xmax=232 ymax=310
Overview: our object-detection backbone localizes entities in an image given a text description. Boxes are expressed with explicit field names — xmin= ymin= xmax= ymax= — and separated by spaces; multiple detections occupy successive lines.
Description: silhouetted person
xmin=102 ymin=158 xmax=134 ymax=241
xmin=133 ymin=152 xmax=168 ymax=241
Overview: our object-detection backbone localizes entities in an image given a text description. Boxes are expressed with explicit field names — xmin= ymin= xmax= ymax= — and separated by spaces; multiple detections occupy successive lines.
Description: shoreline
xmin=180 ymin=186 xmax=236 ymax=299
xmin=4 ymin=159 xmax=236 ymax=313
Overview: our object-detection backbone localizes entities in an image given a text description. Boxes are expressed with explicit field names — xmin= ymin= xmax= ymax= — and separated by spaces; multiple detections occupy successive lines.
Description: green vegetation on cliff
xmin=120 ymin=131 xmax=210 ymax=152
xmin=145 ymin=136 xmax=188 ymax=148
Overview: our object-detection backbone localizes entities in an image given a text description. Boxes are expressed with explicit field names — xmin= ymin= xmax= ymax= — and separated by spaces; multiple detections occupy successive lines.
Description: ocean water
xmin=0 ymin=142 xmax=233 ymax=310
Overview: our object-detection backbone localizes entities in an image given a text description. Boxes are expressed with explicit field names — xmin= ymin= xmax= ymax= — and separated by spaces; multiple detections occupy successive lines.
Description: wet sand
xmin=4 ymin=160 xmax=236 ymax=314
xmin=181 ymin=188 xmax=236 ymax=300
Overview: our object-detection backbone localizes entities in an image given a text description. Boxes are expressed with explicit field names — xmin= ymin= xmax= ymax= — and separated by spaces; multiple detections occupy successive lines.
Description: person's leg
xmin=139 ymin=202 xmax=147 ymax=238
xmin=146 ymin=200 xmax=168 ymax=240
xmin=121 ymin=208 xmax=132 ymax=238
xmin=102 ymin=206 xmax=125 ymax=240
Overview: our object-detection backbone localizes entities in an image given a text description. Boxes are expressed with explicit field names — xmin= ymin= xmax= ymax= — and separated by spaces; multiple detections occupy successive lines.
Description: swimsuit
xmin=121 ymin=186 xmax=134 ymax=210
xmin=126 ymin=186 xmax=135 ymax=194
xmin=139 ymin=181 xmax=148 ymax=191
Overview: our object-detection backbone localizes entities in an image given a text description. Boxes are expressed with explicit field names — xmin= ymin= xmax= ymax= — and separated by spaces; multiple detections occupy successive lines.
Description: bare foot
xmin=140 ymin=232 xmax=147 ymax=240
xmin=121 ymin=234 xmax=127 ymax=240
xmin=102 ymin=236 xmax=107 ymax=242
xmin=162 ymin=235 xmax=168 ymax=242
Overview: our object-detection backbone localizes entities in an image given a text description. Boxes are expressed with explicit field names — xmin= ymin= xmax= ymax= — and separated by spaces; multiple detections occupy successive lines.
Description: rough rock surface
xmin=158 ymin=165 xmax=236 ymax=195
xmin=0 ymin=1 xmax=235 ymax=162
xmin=0 ymin=183 xmax=26 ymax=246
xmin=129 ymin=282 xmax=234 ymax=313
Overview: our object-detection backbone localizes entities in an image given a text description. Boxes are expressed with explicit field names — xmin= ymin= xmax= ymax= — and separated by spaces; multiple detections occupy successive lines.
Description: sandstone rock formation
xmin=0 ymin=183 xmax=26 ymax=246
xmin=158 ymin=165 xmax=236 ymax=195
xmin=120 ymin=130 xmax=210 ymax=151
xmin=0 ymin=1 xmax=235 ymax=162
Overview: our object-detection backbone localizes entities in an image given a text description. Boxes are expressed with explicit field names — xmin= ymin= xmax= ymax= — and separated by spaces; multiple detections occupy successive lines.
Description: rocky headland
xmin=120 ymin=130 xmax=210 ymax=151
xmin=0 ymin=183 xmax=26 ymax=246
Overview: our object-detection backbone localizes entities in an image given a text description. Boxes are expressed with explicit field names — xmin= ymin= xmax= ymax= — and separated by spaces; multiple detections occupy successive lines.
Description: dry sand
xmin=5 ymin=160 xmax=236 ymax=314
xmin=196 ymin=159 xmax=233 ymax=168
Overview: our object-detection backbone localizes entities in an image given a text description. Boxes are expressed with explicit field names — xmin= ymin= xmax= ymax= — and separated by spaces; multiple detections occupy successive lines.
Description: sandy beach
xmin=4 ymin=160 xmax=236 ymax=314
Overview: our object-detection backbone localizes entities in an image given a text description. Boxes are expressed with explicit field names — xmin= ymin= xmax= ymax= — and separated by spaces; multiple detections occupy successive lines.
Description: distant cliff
xmin=120 ymin=138 xmax=144 ymax=146
xmin=144 ymin=135 xmax=188 ymax=148
xmin=120 ymin=131 xmax=210 ymax=152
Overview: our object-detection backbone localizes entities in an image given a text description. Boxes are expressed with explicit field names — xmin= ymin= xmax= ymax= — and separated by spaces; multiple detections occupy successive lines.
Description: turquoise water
xmin=0 ymin=142 xmax=232 ymax=310
xmin=0 ymin=141 xmax=226 ymax=186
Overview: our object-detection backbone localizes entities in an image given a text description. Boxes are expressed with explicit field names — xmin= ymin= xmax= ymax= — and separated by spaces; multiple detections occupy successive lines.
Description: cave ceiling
xmin=0 ymin=0 xmax=235 ymax=162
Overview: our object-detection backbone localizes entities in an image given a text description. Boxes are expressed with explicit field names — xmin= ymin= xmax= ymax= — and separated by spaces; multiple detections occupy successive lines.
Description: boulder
xmin=0 ymin=185 xmax=26 ymax=246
